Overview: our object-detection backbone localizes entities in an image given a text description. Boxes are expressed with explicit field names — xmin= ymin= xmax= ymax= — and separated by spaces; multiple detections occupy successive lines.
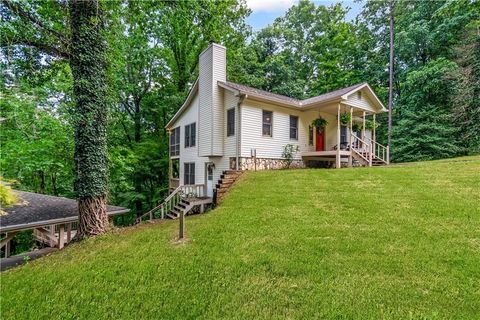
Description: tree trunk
xmin=69 ymin=0 xmax=109 ymax=238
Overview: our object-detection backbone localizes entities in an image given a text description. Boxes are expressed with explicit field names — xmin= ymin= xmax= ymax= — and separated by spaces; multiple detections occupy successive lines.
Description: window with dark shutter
xmin=341 ymin=126 xmax=347 ymax=144
xmin=185 ymin=124 xmax=190 ymax=147
xmin=290 ymin=115 xmax=298 ymax=140
xmin=309 ymin=125 xmax=314 ymax=146
xmin=262 ymin=110 xmax=272 ymax=137
xmin=184 ymin=123 xmax=196 ymax=148
xmin=227 ymin=108 xmax=235 ymax=136
xmin=184 ymin=162 xmax=195 ymax=185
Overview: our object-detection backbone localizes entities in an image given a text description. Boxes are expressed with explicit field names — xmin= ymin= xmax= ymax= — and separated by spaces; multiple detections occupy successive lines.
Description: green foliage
xmin=69 ymin=0 xmax=109 ymax=199
xmin=340 ymin=113 xmax=351 ymax=125
xmin=393 ymin=58 xmax=461 ymax=162
xmin=1 ymin=156 xmax=479 ymax=318
xmin=312 ymin=117 xmax=328 ymax=128
xmin=281 ymin=144 xmax=300 ymax=168
xmin=0 ymin=184 xmax=17 ymax=208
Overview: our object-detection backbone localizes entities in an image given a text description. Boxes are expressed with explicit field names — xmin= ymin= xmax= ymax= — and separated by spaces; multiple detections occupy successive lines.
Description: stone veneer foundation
xmin=238 ymin=157 xmax=305 ymax=171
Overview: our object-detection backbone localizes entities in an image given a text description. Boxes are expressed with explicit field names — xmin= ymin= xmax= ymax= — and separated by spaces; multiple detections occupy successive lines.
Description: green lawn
xmin=2 ymin=156 xmax=480 ymax=319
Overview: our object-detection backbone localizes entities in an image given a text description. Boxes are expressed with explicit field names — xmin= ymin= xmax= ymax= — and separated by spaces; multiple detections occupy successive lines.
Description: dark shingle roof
xmin=0 ymin=191 xmax=129 ymax=232
xmin=218 ymin=81 xmax=366 ymax=107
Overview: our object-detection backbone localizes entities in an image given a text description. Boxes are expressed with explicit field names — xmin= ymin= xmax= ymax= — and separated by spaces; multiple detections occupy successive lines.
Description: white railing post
xmin=369 ymin=143 xmax=373 ymax=167
xmin=387 ymin=145 xmax=390 ymax=164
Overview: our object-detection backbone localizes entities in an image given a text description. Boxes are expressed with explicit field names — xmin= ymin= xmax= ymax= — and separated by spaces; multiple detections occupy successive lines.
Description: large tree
xmin=69 ymin=0 xmax=109 ymax=237
xmin=2 ymin=0 xmax=110 ymax=236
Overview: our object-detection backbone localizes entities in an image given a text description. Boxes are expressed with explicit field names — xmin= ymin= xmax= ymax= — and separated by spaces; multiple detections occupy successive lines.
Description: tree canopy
xmin=1 ymin=0 xmax=478 ymax=229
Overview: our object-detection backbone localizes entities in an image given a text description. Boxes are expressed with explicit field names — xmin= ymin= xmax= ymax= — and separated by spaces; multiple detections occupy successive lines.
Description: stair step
xmin=166 ymin=213 xmax=177 ymax=219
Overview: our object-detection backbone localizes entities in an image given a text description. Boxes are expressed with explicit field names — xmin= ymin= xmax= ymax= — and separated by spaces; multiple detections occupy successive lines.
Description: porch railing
xmin=351 ymin=133 xmax=372 ymax=166
xmin=135 ymin=184 xmax=206 ymax=224
xmin=364 ymin=137 xmax=390 ymax=164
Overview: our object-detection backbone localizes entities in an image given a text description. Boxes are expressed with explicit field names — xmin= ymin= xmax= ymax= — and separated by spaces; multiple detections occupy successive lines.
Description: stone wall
xmin=239 ymin=157 xmax=305 ymax=171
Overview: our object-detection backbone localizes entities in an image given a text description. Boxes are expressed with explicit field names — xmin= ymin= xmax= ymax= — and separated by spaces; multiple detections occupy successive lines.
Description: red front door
xmin=316 ymin=127 xmax=325 ymax=151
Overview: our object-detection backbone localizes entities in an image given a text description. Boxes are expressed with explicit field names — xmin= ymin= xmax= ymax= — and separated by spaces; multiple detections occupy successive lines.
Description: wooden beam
xmin=58 ymin=224 xmax=65 ymax=249
xmin=67 ymin=223 xmax=72 ymax=243
xmin=336 ymin=104 xmax=341 ymax=169
xmin=1 ymin=231 xmax=18 ymax=250
xmin=179 ymin=211 xmax=185 ymax=239
xmin=35 ymin=227 xmax=59 ymax=247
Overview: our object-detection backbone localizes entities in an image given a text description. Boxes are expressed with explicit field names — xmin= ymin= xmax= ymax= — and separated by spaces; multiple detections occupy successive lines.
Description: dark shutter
xmin=191 ymin=123 xmax=196 ymax=146
xmin=185 ymin=124 xmax=190 ymax=147
xmin=290 ymin=116 xmax=298 ymax=140
xmin=227 ymin=109 xmax=235 ymax=136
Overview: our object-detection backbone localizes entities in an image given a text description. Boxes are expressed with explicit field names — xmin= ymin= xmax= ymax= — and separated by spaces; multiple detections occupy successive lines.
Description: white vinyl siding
xmin=198 ymin=43 xmax=226 ymax=156
xmin=240 ymin=100 xmax=308 ymax=159
xmin=345 ymin=88 xmax=376 ymax=113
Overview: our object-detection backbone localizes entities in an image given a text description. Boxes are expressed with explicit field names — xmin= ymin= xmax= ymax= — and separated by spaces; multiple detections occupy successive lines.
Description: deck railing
xmin=135 ymin=184 xmax=206 ymax=224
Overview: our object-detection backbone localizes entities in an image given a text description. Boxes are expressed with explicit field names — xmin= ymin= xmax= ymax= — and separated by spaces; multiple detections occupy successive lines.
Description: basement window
xmin=184 ymin=162 xmax=195 ymax=185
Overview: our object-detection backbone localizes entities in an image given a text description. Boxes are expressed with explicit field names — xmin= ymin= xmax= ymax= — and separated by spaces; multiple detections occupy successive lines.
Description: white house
xmin=165 ymin=43 xmax=389 ymax=198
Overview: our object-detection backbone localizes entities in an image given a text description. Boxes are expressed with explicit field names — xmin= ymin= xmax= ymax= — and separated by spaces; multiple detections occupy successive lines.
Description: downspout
xmin=236 ymin=94 xmax=247 ymax=170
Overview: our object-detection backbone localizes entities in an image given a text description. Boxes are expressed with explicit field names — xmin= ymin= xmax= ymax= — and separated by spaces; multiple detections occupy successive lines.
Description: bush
xmin=282 ymin=144 xmax=300 ymax=168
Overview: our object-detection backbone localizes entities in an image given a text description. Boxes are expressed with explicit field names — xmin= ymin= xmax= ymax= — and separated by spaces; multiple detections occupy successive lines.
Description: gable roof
xmin=166 ymin=80 xmax=386 ymax=129
xmin=218 ymin=81 xmax=386 ymax=110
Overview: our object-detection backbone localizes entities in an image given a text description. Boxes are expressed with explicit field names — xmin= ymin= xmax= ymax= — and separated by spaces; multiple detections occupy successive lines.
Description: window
xmin=341 ymin=125 xmax=348 ymax=145
xmin=357 ymin=91 xmax=362 ymax=100
xmin=227 ymin=108 xmax=235 ymax=136
xmin=170 ymin=127 xmax=180 ymax=156
xmin=184 ymin=162 xmax=195 ymax=185
xmin=290 ymin=115 xmax=298 ymax=140
xmin=262 ymin=110 xmax=273 ymax=137
xmin=184 ymin=123 xmax=196 ymax=148
xmin=309 ymin=125 xmax=314 ymax=146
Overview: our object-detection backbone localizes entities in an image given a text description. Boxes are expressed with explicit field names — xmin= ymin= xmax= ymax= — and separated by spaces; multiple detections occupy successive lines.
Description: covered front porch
xmin=301 ymin=100 xmax=389 ymax=168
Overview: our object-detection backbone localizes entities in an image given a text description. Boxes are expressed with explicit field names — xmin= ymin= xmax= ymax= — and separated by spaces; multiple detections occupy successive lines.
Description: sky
xmin=246 ymin=0 xmax=363 ymax=31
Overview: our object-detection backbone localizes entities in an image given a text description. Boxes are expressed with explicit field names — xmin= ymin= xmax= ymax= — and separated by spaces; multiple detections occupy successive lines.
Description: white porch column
xmin=373 ymin=114 xmax=376 ymax=156
xmin=348 ymin=107 xmax=353 ymax=167
xmin=362 ymin=111 xmax=366 ymax=140
xmin=336 ymin=104 xmax=341 ymax=169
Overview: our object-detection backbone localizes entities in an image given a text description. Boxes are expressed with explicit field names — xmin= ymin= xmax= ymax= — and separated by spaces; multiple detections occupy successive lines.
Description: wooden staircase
xmin=215 ymin=170 xmax=243 ymax=203
xmin=135 ymin=184 xmax=212 ymax=224
xmin=351 ymin=133 xmax=389 ymax=167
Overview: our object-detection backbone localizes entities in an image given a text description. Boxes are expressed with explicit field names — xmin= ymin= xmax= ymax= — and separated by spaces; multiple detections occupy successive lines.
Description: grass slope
xmin=1 ymin=156 xmax=479 ymax=319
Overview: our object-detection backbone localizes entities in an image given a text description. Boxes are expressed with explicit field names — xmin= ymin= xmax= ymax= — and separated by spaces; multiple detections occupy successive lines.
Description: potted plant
xmin=312 ymin=118 xmax=328 ymax=129
xmin=339 ymin=113 xmax=351 ymax=125
xmin=364 ymin=119 xmax=379 ymax=130
xmin=352 ymin=123 xmax=362 ymax=132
